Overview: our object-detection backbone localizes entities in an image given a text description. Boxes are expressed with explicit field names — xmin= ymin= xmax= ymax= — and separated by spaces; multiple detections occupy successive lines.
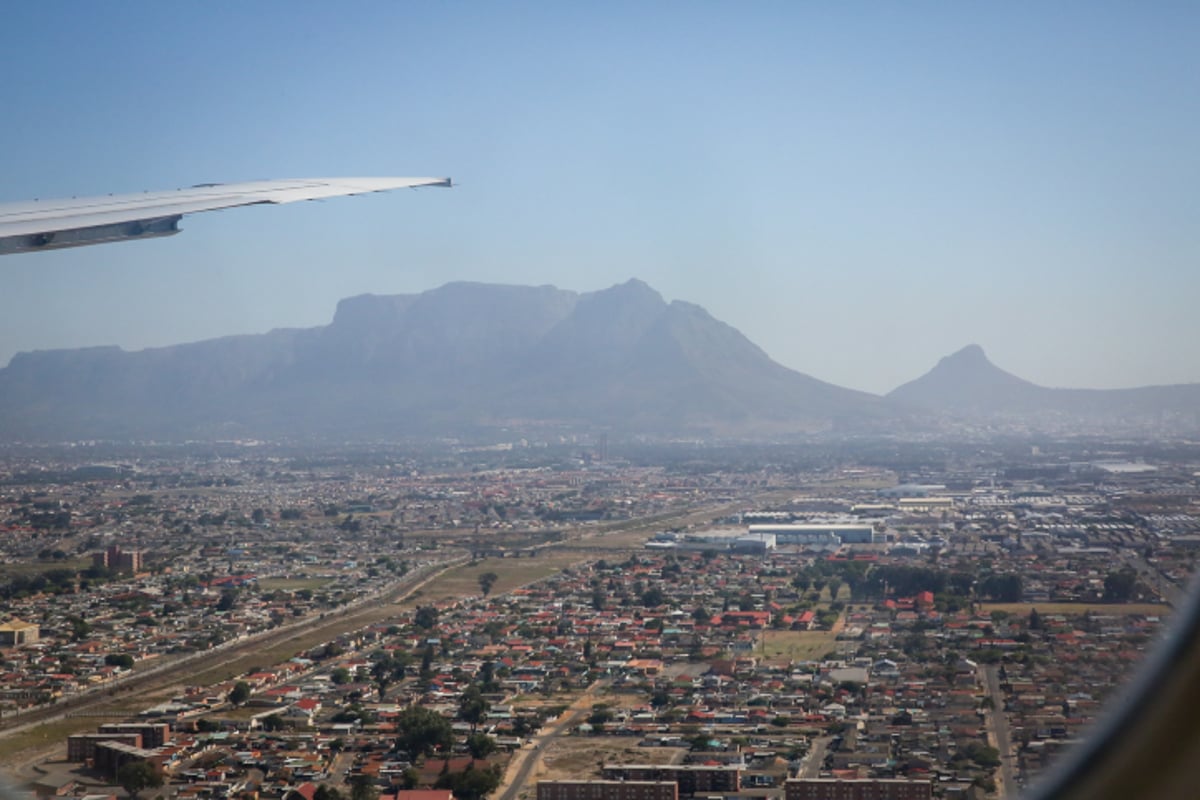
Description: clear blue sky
xmin=2 ymin=2 xmax=1196 ymax=394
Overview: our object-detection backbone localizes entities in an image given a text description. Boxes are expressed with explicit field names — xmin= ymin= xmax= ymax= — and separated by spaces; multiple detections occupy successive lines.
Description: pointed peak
xmin=580 ymin=278 xmax=667 ymax=311
xmin=929 ymin=344 xmax=998 ymax=375
xmin=603 ymin=277 xmax=663 ymax=299
xmin=944 ymin=344 xmax=989 ymax=363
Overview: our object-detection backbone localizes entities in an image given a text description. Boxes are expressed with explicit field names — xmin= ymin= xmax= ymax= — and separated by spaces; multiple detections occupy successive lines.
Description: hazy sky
xmin=2 ymin=2 xmax=1196 ymax=394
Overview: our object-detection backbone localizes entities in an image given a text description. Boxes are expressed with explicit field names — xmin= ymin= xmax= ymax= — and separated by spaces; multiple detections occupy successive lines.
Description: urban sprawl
xmin=1 ymin=439 xmax=1197 ymax=800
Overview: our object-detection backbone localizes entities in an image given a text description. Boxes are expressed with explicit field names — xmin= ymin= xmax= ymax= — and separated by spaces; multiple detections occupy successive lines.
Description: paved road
xmin=798 ymin=736 xmax=832 ymax=779
xmin=1120 ymin=549 xmax=1184 ymax=607
xmin=981 ymin=664 xmax=1016 ymax=798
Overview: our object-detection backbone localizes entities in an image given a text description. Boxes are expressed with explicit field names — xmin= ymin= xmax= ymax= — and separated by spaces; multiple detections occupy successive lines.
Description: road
xmin=981 ymin=664 xmax=1016 ymax=798
xmin=495 ymin=680 xmax=608 ymax=800
xmin=1120 ymin=549 xmax=1184 ymax=608
xmin=798 ymin=735 xmax=832 ymax=779
xmin=0 ymin=556 xmax=465 ymax=771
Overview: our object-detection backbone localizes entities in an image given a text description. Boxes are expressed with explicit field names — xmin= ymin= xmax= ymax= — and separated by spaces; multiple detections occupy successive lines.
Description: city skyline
xmin=1 ymin=2 xmax=1196 ymax=395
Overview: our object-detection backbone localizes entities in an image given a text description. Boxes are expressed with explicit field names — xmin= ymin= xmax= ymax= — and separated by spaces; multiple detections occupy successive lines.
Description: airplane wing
xmin=0 ymin=176 xmax=451 ymax=255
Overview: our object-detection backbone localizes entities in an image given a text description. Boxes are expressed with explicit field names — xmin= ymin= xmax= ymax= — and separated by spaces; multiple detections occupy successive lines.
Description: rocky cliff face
xmin=0 ymin=279 xmax=889 ymax=440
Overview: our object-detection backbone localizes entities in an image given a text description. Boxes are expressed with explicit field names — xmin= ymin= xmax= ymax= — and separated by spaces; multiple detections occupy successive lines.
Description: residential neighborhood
xmin=1 ymin=439 xmax=1196 ymax=800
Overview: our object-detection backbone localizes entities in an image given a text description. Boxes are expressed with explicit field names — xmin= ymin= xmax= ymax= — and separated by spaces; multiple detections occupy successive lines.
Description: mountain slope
xmin=0 ymin=279 xmax=890 ymax=440
xmin=889 ymin=345 xmax=1200 ymax=426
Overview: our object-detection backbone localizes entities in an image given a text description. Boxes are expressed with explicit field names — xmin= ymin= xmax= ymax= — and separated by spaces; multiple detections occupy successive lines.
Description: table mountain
xmin=0 ymin=279 xmax=892 ymax=441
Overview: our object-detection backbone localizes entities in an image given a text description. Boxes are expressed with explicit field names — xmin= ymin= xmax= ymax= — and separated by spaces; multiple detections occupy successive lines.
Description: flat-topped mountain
xmin=0 ymin=279 xmax=890 ymax=441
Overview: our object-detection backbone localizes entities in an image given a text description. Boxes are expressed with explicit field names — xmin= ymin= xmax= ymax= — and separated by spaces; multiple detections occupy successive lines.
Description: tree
xmin=641 ymin=587 xmax=666 ymax=608
xmin=964 ymin=742 xmax=1001 ymax=769
xmin=587 ymin=705 xmax=613 ymax=731
xmin=466 ymin=732 xmax=498 ymax=759
xmin=827 ymin=578 xmax=842 ymax=601
xmin=1104 ymin=569 xmax=1138 ymax=602
xmin=105 ymin=653 xmax=134 ymax=669
xmin=217 ymin=588 xmax=238 ymax=612
xmin=415 ymin=605 xmax=439 ymax=630
xmin=228 ymin=680 xmax=252 ymax=706
xmin=478 ymin=571 xmax=499 ymax=597
xmin=68 ymin=615 xmax=91 ymax=641
xmin=1028 ymin=607 xmax=1043 ymax=631
xmin=371 ymin=652 xmax=409 ymax=700
xmin=479 ymin=660 xmax=499 ymax=692
xmin=437 ymin=764 xmax=502 ymax=800
xmin=692 ymin=606 xmax=711 ymax=625
xmin=314 ymin=786 xmax=345 ymax=800
xmin=395 ymin=705 xmax=454 ymax=757
xmin=331 ymin=667 xmax=352 ymax=685
xmin=979 ymin=573 xmax=1022 ymax=603
xmin=349 ymin=774 xmax=379 ymax=800
xmin=420 ymin=644 xmax=436 ymax=682
xmin=398 ymin=768 xmax=421 ymax=790
xmin=116 ymin=761 xmax=161 ymax=800
xmin=459 ymin=685 xmax=491 ymax=732
xmin=260 ymin=713 xmax=287 ymax=731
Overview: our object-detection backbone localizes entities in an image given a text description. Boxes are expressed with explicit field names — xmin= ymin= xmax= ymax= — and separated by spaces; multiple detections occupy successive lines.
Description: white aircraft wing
xmin=0 ymin=176 xmax=451 ymax=255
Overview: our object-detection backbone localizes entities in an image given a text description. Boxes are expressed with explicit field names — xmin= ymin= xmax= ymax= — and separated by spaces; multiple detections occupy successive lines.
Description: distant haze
xmin=1 ymin=5 xmax=1197 ymax=393
xmin=0 ymin=280 xmax=1195 ymax=442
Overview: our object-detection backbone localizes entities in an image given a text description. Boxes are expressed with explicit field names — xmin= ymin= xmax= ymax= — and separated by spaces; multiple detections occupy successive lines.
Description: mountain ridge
xmin=4 ymin=296 xmax=1197 ymax=442
xmin=0 ymin=279 xmax=890 ymax=441
xmin=888 ymin=344 xmax=1200 ymax=426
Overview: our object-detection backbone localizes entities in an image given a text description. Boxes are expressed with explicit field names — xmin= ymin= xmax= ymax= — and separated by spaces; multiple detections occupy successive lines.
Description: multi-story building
xmin=0 ymin=618 xmax=39 ymax=646
xmin=98 ymin=722 xmax=171 ymax=749
xmin=67 ymin=733 xmax=142 ymax=762
xmin=785 ymin=779 xmax=934 ymax=800
xmin=92 ymin=740 xmax=164 ymax=777
xmin=601 ymin=765 xmax=740 ymax=796
xmin=92 ymin=545 xmax=143 ymax=574
xmin=537 ymin=781 xmax=678 ymax=800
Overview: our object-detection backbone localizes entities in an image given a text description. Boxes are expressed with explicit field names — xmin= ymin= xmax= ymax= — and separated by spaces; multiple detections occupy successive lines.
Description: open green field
xmin=415 ymin=553 xmax=584 ymax=605
xmin=257 ymin=577 xmax=333 ymax=593
xmin=758 ymin=629 xmax=839 ymax=663
xmin=1 ymin=716 xmax=100 ymax=760
xmin=815 ymin=474 xmax=897 ymax=490
xmin=0 ymin=557 xmax=91 ymax=579
xmin=981 ymin=602 xmax=1172 ymax=617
